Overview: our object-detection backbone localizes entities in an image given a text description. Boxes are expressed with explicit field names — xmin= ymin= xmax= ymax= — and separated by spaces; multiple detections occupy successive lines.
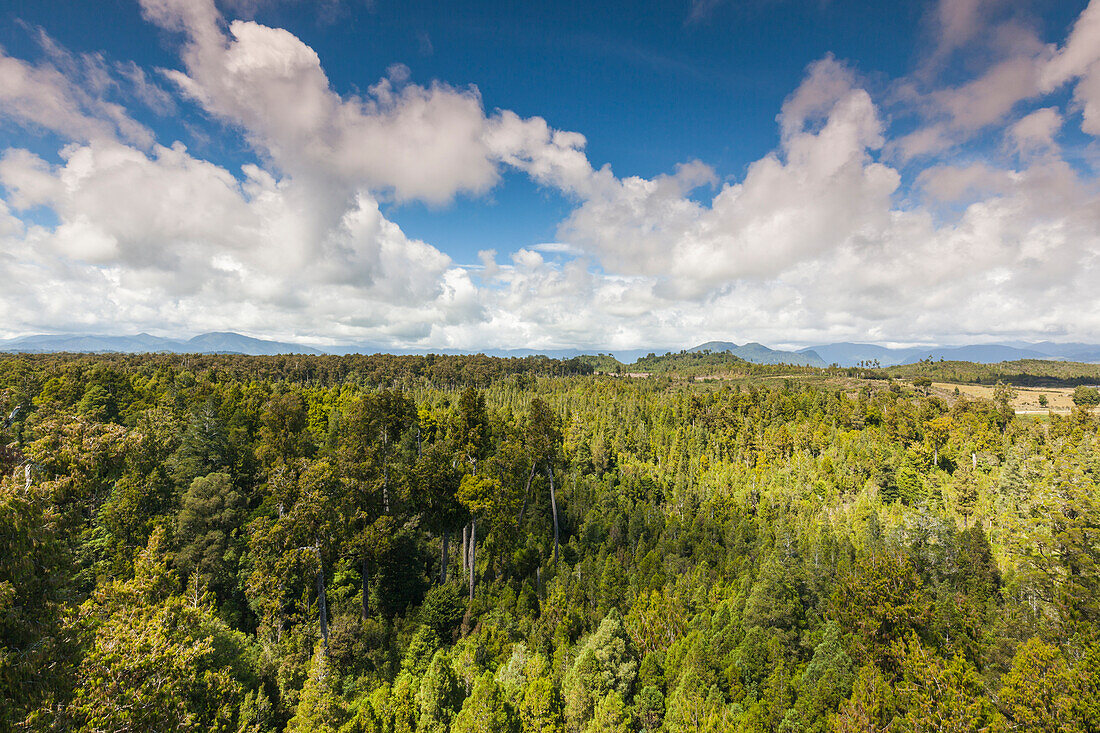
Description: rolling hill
xmin=689 ymin=341 xmax=827 ymax=367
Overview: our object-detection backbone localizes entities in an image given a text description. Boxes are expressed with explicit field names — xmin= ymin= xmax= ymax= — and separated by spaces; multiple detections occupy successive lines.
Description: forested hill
xmin=582 ymin=350 xmax=827 ymax=376
xmin=1 ymin=353 xmax=1099 ymax=731
xmin=881 ymin=358 xmax=1100 ymax=386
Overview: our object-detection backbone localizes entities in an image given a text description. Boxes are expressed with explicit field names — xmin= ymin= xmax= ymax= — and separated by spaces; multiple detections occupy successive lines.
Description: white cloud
xmin=0 ymin=46 xmax=153 ymax=146
xmin=562 ymin=61 xmax=895 ymax=296
xmin=540 ymin=51 xmax=1100 ymax=346
xmin=915 ymin=162 xmax=1014 ymax=202
xmin=0 ymin=137 xmax=481 ymax=342
xmin=141 ymin=0 xmax=509 ymax=204
xmin=1041 ymin=0 xmax=1100 ymax=135
xmin=1007 ymin=107 xmax=1063 ymax=156
xmin=1 ymin=0 xmax=1100 ymax=350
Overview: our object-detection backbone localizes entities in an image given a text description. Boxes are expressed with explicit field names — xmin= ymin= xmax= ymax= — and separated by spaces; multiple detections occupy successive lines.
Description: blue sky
xmin=0 ymin=0 xmax=1098 ymax=349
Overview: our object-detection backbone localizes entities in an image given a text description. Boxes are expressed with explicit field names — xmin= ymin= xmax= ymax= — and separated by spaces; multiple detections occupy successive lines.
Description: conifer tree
xmin=288 ymin=644 xmax=346 ymax=732
xmin=452 ymin=672 xmax=521 ymax=733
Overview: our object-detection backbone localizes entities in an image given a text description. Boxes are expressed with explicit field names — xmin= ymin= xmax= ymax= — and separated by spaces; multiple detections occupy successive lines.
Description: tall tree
xmin=525 ymin=398 xmax=563 ymax=564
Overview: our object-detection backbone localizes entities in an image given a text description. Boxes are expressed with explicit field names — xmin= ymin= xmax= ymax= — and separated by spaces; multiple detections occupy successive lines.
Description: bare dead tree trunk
xmin=468 ymin=519 xmax=476 ymax=601
xmin=547 ymin=463 xmax=559 ymax=565
xmin=382 ymin=429 xmax=390 ymax=514
xmin=461 ymin=523 xmax=468 ymax=574
xmin=516 ymin=460 xmax=537 ymax=527
xmin=361 ymin=555 xmax=370 ymax=621
xmin=383 ymin=465 xmax=390 ymax=514
xmin=316 ymin=548 xmax=330 ymax=652
xmin=441 ymin=529 xmax=449 ymax=584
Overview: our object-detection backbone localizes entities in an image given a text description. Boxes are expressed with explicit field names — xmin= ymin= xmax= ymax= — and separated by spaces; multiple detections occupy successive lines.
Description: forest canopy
xmin=0 ymin=352 xmax=1098 ymax=732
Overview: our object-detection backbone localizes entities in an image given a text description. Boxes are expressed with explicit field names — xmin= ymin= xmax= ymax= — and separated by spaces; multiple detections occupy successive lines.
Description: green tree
xmin=832 ymin=664 xmax=896 ymax=733
xmin=417 ymin=650 xmax=463 ymax=733
xmin=634 ymin=685 xmax=664 ymax=731
xmin=421 ymin=582 xmax=465 ymax=638
xmin=257 ymin=391 xmax=313 ymax=472
xmin=0 ymin=474 xmax=69 ymax=729
xmin=997 ymin=638 xmax=1077 ymax=732
xmin=585 ymin=690 xmax=631 ymax=733
xmin=894 ymin=641 xmax=1001 ymax=732
xmin=70 ymin=531 xmax=248 ymax=732
xmin=454 ymin=387 xmax=491 ymax=468
xmin=170 ymin=398 xmax=232 ymax=487
xmin=524 ymin=398 xmax=563 ymax=563
xmin=175 ymin=472 xmax=245 ymax=601
xmin=779 ymin=622 xmax=853 ymax=733
xmin=410 ymin=442 xmax=464 ymax=584
xmin=663 ymin=672 xmax=731 ymax=733
xmin=1072 ymin=385 xmax=1100 ymax=407
xmin=743 ymin=550 xmax=804 ymax=643
xmin=288 ymin=643 xmax=346 ymax=732
xmin=520 ymin=657 xmax=565 ymax=733
xmin=452 ymin=672 xmax=521 ymax=733
xmin=832 ymin=552 xmax=931 ymax=670
xmin=563 ymin=608 xmax=638 ymax=731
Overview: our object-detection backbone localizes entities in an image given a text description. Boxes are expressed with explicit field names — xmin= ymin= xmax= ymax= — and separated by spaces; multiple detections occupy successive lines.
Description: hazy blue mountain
xmin=803 ymin=341 xmax=1100 ymax=367
xmin=689 ymin=341 xmax=827 ymax=367
xmin=0 ymin=332 xmax=321 ymax=355
xmin=910 ymin=344 xmax=1051 ymax=363
xmin=1001 ymin=341 xmax=1100 ymax=361
xmin=799 ymin=343 xmax=914 ymax=367
xmin=4 ymin=332 xmax=1098 ymax=366
xmin=1065 ymin=349 xmax=1100 ymax=362
xmin=0 ymin=333 xmax=186 ymax=353
xmin=184 ymin=332 xmax=322 ymax=355
xmin=329 ymin=344 xmax=656 ymax=362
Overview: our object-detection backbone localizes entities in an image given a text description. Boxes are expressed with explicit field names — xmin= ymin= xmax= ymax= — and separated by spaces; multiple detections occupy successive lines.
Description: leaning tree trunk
xmin=516 ymin=460 xmax=538 ymax=527
xmin=547 ymin=463 xmax=560 ymax=565
xmin=468 ymin=519 xmax=476 ymax=600
xmin=441 ymin=529 xmax=449 ymax=584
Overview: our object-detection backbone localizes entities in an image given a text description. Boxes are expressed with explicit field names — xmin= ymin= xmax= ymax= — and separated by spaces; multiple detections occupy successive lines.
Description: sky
xmin=0 ymin=0 xmax=1098 ymax=351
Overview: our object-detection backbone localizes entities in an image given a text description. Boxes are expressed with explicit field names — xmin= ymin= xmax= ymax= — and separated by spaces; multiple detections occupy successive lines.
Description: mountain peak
xmin=687 ymin=341 xmax=826 ymax=367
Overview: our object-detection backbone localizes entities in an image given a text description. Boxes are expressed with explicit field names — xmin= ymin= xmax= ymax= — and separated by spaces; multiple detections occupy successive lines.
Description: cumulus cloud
xmin=141 ymin=0 xmax=505 ymax=204
xmin=0 ymin=138 xmax=476 ymax=342
xmin=1007 ymin=107 xmax=1063 ymax=156
xmin=915 ymin=162 xmax=1014 ymax=203
xmin=545 ymin=48 xmax=1100 ymax=345
xmin=1 ymin=0 xmax=1100 ymax=349
xmin=562 ymin=56 xmax=896 ymax=296
xmin=0 ymin=43 xmax=153 ymax=146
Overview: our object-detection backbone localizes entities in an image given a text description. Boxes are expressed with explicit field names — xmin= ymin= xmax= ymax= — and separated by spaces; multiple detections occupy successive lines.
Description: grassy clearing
xmin=930 ymin=381 xmax=1082 ymax=413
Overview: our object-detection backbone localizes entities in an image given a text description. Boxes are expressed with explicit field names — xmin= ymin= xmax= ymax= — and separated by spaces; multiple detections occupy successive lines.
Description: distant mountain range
xmin=689 ymin=341 xmax=827 ymax=367
xmin=0 ymin=332 xmax=323 ymax=356
xmin=2 ymin=332 xmax=1099 ymax=367
xmin=801 ymin=342 xmax=1100 ymax=367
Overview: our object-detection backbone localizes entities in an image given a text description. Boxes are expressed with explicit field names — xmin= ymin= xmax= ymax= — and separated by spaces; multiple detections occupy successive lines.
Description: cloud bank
xmin=0 ymin=0 xmax=1098 ymax=349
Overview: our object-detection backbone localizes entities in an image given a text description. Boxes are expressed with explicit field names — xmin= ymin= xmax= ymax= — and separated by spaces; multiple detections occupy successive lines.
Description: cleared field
xmin=930 ymin=381 xmax=1083 ymax=413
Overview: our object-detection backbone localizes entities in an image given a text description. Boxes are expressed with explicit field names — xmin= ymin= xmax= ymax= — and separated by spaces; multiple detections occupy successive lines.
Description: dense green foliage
xmin=1 ymin=353 xmax=1099 ymax=731
xmin=581 ymin=350 xmax=825 ymax=378
xmin=882 ymin=358 xmax=1100 ymax=387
